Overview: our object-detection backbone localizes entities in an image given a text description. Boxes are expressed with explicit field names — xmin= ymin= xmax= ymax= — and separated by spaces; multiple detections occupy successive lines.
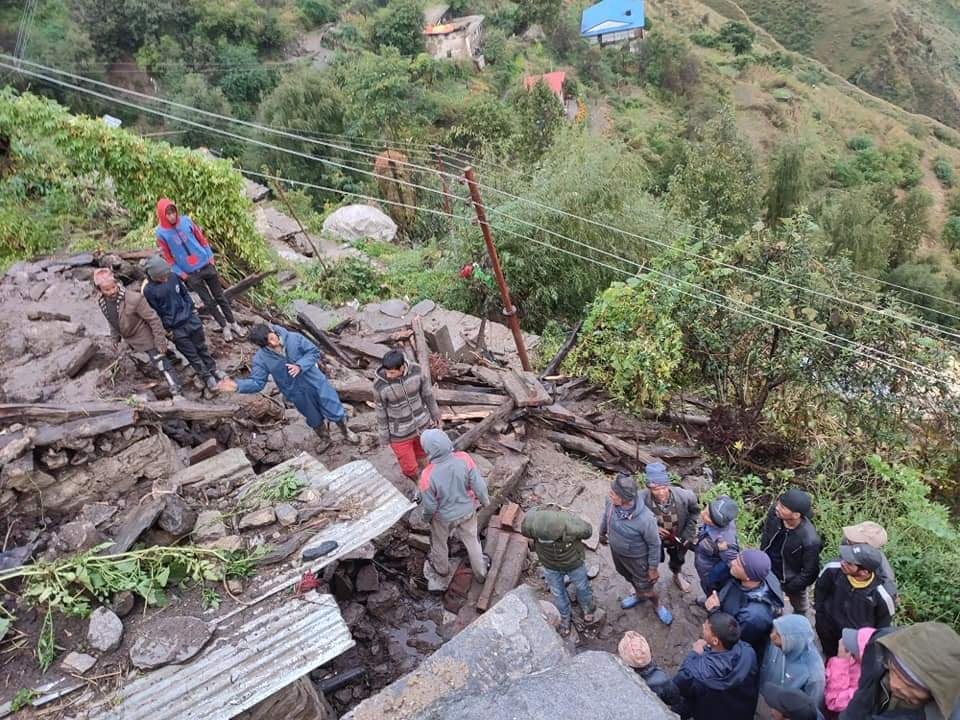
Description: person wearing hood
xmin=600 ymin=473 xmax=673 ymax=625
xmin=521 ymin=508 xmax=598 ymax=637
xmin=825 ymin=627 xmax=877 ymax=715
xmin=762 ymin=683 xmax=823 ymax=720
xmin=814 ymin=543 xmax=894 ymax=658
xmin=841 ymin=623 xmax=960 ymax=720
xmin=217 ymin=324 xmax=359 ymax=450
xmin=618 ymin=631 xmax=683 ymax=711
xmin=706 ymin=549 xmax=785 ymax=662
xmin=760 ymin=614 xmax=826 ymax=708
xmin=640 ymin=461 xmax=700 ymax=593
xmin=841 ymin=521 xmax=898 ymax=606
xmin=672 ymin=612 xmax=760 ymax=720
xmin=141 ymin=254 xmax=221 ymax=391
xmin=760 ymin=489 xmax=821 ymax=615
xmin=695 ymin=495 xmax=741 ymax=596
xmin=154 ymin=199 xmax=245 ymax=342
xmin=373 ymin=350 xmax=441 ymax=483
xmin=418 ymin=429 xmax=489 ymax=583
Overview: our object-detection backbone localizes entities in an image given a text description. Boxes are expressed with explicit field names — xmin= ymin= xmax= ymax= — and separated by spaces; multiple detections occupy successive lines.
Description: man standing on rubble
xmin=374 ymin=349 xmax=442 ymax=483
xmin=217 ymin=323 xmax=360 ymax=450
xmin=418 ymin=428 xmax=490 ymax=584
xmin=760 ymin=489 xmax=821 ymax=615
xmin=600 ymin=472 xmax=673 ymax=625
xmin=521 ymin=507 xmax=599 ymax=637
xmin=93 ymin=267 xmax=182 ymax=396
xmin=639 ymin=461 xmax=699 ymax=593
xmin=154 ymin=198 xmax=246 ymax=342
xmin=142 ymin=255 xmax=221 ymax=392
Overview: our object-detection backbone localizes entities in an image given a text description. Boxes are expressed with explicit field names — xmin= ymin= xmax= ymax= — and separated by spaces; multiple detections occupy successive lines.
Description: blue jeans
xmin=543 ymin=564 xmax=595 ymax=621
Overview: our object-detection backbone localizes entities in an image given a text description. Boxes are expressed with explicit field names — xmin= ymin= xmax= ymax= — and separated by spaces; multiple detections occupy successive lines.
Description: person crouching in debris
xmin=142 ymin=255 xmax=222 ymax=392
xmin=374 ymin=349 xmax=441 ymax=483
xmin=600 ymin=472 xmax=673 ymax=625
xmin=640 ymin=461 xmax=699 ymax=593
xmin=419 ymin=428 xmax=490 ymax=584
xmin=521 ymin=508 xmax=599 ymax=637
xmin=218 ymin=323 xmax=360 ymax=450
xmin=154 ymin=198 xmax=246 ymax=342
xmin=93 ymin=268 xmax=183 ymax=396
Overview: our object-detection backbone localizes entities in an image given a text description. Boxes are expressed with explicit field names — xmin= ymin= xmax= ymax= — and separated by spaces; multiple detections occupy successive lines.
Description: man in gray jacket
xmin=640 ymin=461 xmax=700 ymax=593
xmin=418 ymin=429 xmax=490 ymax=583
xmin=600 ymin=473 xmax=673 ymax=625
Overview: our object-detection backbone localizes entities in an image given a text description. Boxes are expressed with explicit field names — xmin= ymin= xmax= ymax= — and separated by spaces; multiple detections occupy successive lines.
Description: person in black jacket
xmin=672 ymin=612 xmax=760 ymax=720
xmin=142 ymin=254 xmax=221 ymax=391
xmin=814 ymin=544 xmax=894 ymax=659
xmin=760 ymin=489 xmax=821 ymax=615
xmin=841 ymin=623 xmax=960 ymax=720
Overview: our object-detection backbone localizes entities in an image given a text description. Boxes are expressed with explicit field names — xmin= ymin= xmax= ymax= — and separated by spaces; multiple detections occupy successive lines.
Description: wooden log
xmin=477 ymin=518 xmax=510 ymax=612
xmin=134 ymin=400 xmax=240 ymax=422
xmin=365 ymin=327 xmax=413 ymax=345
xmin=477 ymin=453 xmax=530 ymax=529
xmin=224 ymin=270 xmax=277 ymax=299
xmin=296 ymin=311 xmax=355 ymax=368
xmin=27 ymin=310 xmax=71 ymax=322
xmin=330 ymin=378 xmax=375 ymax=404
xmin=453 ymin=399 xmax=516 ymax=452
xmin=640 ymin=408 xmax=711 ymax=427
xmin=538 ymin=319 xmax=583 ymax=380
xmin=583 ymin=429 xmax=661 ymax=466
xmin=533 ymin=403 xmax=597 ymax=432
xmin=440 ymin=406 xmax=494 ymax=422
xmin=189 ymin=438 xmax=222 ymax=466
xmin=58 ymin=339 xmax=97 ymax=378
xmin=501 ymin=370 xmax=552 ymax=408
xmin=436 ymin=388 xmax=508 ymax=406
xmin=545 ymin=430 xmax=611 ymax=461
xmin=30 ymin=409 xmax=136 ymax=447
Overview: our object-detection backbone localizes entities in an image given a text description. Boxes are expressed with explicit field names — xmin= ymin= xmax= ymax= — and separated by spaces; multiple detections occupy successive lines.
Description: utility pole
xmin=463 ymin=167 xmax=532 ymax=371
xmin=433 ymin=145 xmax=453 ymax=218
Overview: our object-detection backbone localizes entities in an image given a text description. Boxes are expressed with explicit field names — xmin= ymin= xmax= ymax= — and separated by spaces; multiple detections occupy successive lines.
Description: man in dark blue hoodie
xmin=673 ymin=612 xmax=760 ymax=720
xmin=142 ymin=254 xmax=220 ymax=391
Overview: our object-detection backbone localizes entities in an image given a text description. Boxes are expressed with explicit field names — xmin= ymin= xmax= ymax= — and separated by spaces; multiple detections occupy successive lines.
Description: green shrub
xmin=283 ymin=258 xmax=388 ymax=307
xmin=933 ymin=156 xmax=955 ymax=187
xmin=717 ymin=21 xmax=756 ymax=55
xmin=847 ymin=134 xmax=874 ymax=151
xmin=945 ymin=217 xmax=960 ymax=251
xmin=297 ymin=0 xmax=337 ymax=25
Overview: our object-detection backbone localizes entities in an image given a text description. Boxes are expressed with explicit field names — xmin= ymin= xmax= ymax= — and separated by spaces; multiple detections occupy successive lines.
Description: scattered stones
xmin=407 ymin=534 xmax=431 ymax=553
xmin=355 ymin=565 xmax=380 ymax=593
xmin=266 ymin=431 xmax=285 ymax=451
xmin=204 ymin=535 xmax=245 ymax=552
xmin=275 ymin=503 xmax=298 ymax=527
xmin=379 ymin=299 xmax=409 ymax=318
xmin=129 ymin=616 xmax=212 ymax=670
xmin=341 ymin=602 xmax=367 ymax=629
xmin=80 ymin=503 xmax=119 ymax=528
xmin=159 ymin=495 xmax=198 ymax=535
xmin=297 ymin=487 xmax=321 ymax=504
xmin=366 ymin=584 xmax=401 ymax=620
xmin=342 ymin=542 xmax=376 ymax=561
xmin=63 ymin=322 xmax=86 ymax=337
xmin=227 ymin=578 xmax=244 ymax=595
xmin=193 ymin=510 xmax=227 ymax=541
xmin=61 ymin=651 xmax=97 ymax=675
xmin=410 ymin=299 xmax=436 ymax=316
xmin=110 ymin=591 xmax=136 ymax=618
xmin=51 ymin=520 xmax=104 ymax=555
xmin=586 ymin=556 xmax=600 ymax=579
xmin=87 ymin=607 xmax=124 ymax=653
xmin=238 ymin=507 xmax=276 ymax=530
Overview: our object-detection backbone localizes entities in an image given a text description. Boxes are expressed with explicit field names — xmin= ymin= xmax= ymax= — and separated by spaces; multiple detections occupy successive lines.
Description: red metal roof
xmin=523 ymin=71 xmax=566 ymax=100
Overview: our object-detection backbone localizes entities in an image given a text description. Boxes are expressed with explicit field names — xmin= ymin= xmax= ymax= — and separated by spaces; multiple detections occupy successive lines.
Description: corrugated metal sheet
xmin=94 ymin=593 xmax=352 ymax=720
xmin=90 ymin=455 xmax=413 ymax=720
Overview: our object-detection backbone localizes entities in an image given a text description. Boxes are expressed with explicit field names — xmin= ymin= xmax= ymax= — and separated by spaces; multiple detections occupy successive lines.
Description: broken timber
xmin=0 ymin=400 xmax=238 ymax=425
xmin=476 ymin=453 xmax=530 ymax=530
xmin=3 ymin=409 xmax=135 ymax=448
xmin=453 ymin=399 xmax=516 ymax=452
xmin=538 ymin=319 xmax=583 ymax=380
xmin=223 ymin=270 xmax=277 ymax=299
xmin=295 ymin=311 xmax=355 ymax=368
xmin=477 ymin=503 xmax=528 ymax=612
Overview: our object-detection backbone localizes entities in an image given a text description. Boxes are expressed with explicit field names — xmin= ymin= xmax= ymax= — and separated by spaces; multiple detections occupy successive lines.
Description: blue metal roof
xmin=580 ymin=0 xmax=645 ymax=37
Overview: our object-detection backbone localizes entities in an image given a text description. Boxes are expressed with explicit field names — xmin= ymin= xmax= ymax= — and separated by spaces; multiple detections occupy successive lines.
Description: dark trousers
xmin=146 ymin=349 xmax=181 ymax=392
xmin=660 ymin=541 xmax=688 ymax=574
xmin=815 ymin=618 xmax=841 ymax=659
xmin=171 ymin=317 xmax=216 ymax=380
xmin=185 ymin=264 xmax=234 ymax=327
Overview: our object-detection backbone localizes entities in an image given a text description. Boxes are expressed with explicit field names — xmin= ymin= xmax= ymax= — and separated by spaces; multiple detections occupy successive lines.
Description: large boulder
xmin=322 ymin=205 xmax=397 ymax=243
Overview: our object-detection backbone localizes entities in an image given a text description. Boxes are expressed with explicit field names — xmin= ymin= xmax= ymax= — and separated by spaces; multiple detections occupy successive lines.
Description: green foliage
xmin=933 ymin=155 xmax=955 ymax=187
xmin=717 ymin=21 xmax=756 ymax=55
xmin=668 ymin=107 xmax=762 ymax=238
xmin=171 ymin=74 xmax=237 ymax=150
xmin=570 ymin=281 xmax=684 ymax=410
xmin=201 ymin=587 xmax=222 ymax=611
xmin=74 ymin=0 xmax=190 ymax=59
xmin=283 ymin=258 xmax=388 ymax=307
xmin=736 ymin=0 xmax=820 ymax=54
xmin=0 ymin=91 xmax=272 ymax=280
xmin=371 ymin=0 xmax=426 ymax=56
xmin=511 ymin=80 xmax=565 ymax=163
xmin=847 ymin=135 xmax=874 ymax=151
xmin=516 ymin=0 xmax=563 ymax=31
xmin=446 ymin=97 xmax=517 ymax=156
xmin=820 ymin=186 xmax=893 ymax=274
xmin=943 ymin=216 xmax=960 ymax=251
xmin=886 ymin=261 xmax=957 ymax=327
xmin=834 ymin=142 xmax=922 ymax=189
xmin=215 ymin=44 xmax=279 ymax=109
xmin=765 ymin=140 xmax=809 ymax=225
xmin=298 ymin=0 xmax=337 ymax=26
xmin=886 ymin=187 xmax=933 ymax=267
xmin=260 ymin=470 xmax=307 ymax=502
xmin=37 ymin=609 xmax=55 ymax=672
xmin=10 ymin=689 xmax=38 ymax=712
xmin=637 ymin=33 xmax=700 ymax=96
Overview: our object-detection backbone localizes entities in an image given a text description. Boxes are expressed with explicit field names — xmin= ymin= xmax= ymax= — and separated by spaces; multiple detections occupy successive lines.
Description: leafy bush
xmin=717 ymin=21 xmax=756 ymax=55
xmin=933 ymin=155 xmax=955 ymax=187
xmin=847 ymin=134 xmax=874 ymax=151
xmin=833 ymin=142 xmax=922 ymax=189
xmin=298 ymin=0 xmax=337 ymax=26
xmin=569 ymin=281 xmax=684 ymax=410
xmin=820 ymin=186 xmax=893 ymax=274
xmin=943 ymin=216 xmax=960 ymax=251
xmin=284 ymin=258 xmax=388 ymax=306
xmin=370 ymin=0 xmax=425 ymax=56
xmin=638 ymin=33 xmax=700 ymax=96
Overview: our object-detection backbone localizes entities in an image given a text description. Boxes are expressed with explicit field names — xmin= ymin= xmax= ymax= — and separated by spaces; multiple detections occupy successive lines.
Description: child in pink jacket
xmin=824 ymin=626 xmax=876 ymax=715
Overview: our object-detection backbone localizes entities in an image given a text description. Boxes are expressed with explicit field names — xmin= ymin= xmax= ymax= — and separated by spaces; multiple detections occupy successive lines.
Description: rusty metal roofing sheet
xmin=94 ymin=592 xmax=352 ymax=720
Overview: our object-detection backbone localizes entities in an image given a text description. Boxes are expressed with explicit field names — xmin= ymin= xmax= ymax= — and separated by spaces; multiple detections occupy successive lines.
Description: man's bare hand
xmin=658 ymin=527 xmax=670 ymax=539
xmin=692 ymin=639 xmax=708 ymax=655
xmin=704 ymin=591 xmax=721 ymax=612
xmin=648 ymin=568 xmax=660 ymax=583
xmin=286 ymin=363 xmax=301 ymax=377
xmin=217 ymin=378 xmax=238 ymax=393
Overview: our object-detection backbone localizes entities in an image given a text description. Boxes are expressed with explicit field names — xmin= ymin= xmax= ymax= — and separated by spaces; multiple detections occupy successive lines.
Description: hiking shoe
xmin=656 ymin=606 xmax=674 ymax=625
xmin=205 ymin=376 xmax=218 ymax=391
xmin=620 ymin=594 xmax=641 ymax=610
xmin=674 ymin=573 xmax=692 ymax=593
xmin=338 ymin=421 xmax=360 ymax=444
xmin=231 ymin=322 xmax=247 ymax=339
xmin=559 ymin=617 xmax=572 ymax=637
xmin=221 ymin=324 xmax=234 ymax=342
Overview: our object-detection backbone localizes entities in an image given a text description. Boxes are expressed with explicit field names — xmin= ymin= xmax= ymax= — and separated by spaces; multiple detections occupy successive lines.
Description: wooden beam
xmin=440 ymin=406 xmax=494 ymax=422
xmin=476 ymin=454 xmax=530 ymax=530
xmin=223 ymin=269 xmax=277 ymax=299
xmin=0 ymin=400 xmax=237 ymax=426
xmin=296 ymin=311 xmax=355 ymax=367
xmin=500 ymin=370 xmax=552 ymax=408
xmin=583 ymin=429 xmax=661 ymax=466
xmin=435 ymin=388 xmax=508 ymax=406
xmin=538 ymin=319 xmax=583 ymax=380
xmin=545 ymin=430 xmax=612 ymax=461
xmin=639 ymin=408 xmax=711 ymax=427
xmin=453 ymin=399 xmax=516 ymax=452
xmin=30 ymin=409 xmax=136 ymax=447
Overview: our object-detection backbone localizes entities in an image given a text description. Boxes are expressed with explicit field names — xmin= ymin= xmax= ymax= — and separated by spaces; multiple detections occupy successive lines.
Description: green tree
xmin=172 ymin=74 xmax=235 ymax=150
xmin=667 ymin=108 xmax=762 ymax=238
xmin=933 ymin=156 xmax=955 ymax=187
xmin=887 ymin=261 xmax=954 ymax=327
xmin=371 ymin=0 xmax=426 ymax=56
xmin=74 ymin=0 xmax=190 ymax=59
xmin=511 ymin=80 xmax=565 ymax=164
xmin=887 ymin=187 xmax=933 ymax=267
xmin=136 ymin=36 xmax=187 ymax=89
xmin=336 ymin=49 xmax=427 ymax=137
xmin=517 ymin=0 xmax=563 ymax=31
xmin=820 ymin=186 xmax=893 ymax=274
xmin=215 ymin=44 xmax=278 ymax=109
xmin=638 ymin=33 xmax=700 ymax=95
xmin=298 ymin=0 xmax=337 ymax=26
xmin=718 ymin=21 xmax=756 ymax=54
xmin=943 ymin=216 xmax=960 ymax=251
xmin=446 ymin=97 xmax=517 ymax=155
xmin=765 ymin=139 xmax=809 ymax=225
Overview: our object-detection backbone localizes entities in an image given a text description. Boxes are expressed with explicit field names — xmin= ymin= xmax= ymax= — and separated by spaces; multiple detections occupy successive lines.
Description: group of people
xmin=520 ymin=471 xmax=960 ymax=720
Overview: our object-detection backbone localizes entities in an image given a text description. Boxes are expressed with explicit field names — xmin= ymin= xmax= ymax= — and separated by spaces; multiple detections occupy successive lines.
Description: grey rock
xmin=365 ymin=583 xmax=400 ymax=620
xmin=28 ymin=283 xmax=49 ymax=301
xmin=407 ymin=534 xmax=431 ymax=553
xmin=586 ymin=555 xmax=600 ymax=579
xmin=87 ymin=607 xmax=124 ymax=653
xmin=275 ymin=503 xmax=298 ymax=527
xmin=110 ymin=591 xmax=135 ymax=618
xmin=61 ymin=651 xmax=97 ymax=674
xmin=203 ymin=535 xmax=245 ymax=552
xmin=193 ymin=510 xmax=227 ymax=541
xmin=80 ymin=502 xmax=119 ymax=527
xmin=63 ymin=322 xmax=86 ymax=337
xmin=108 ymin=499 xmax=165 ymax=554
xmin=51 ymin=520 xmax=105 ymax=555
xmin=409 ymin=299 xmax=436 ymax=316
xmin=406 ymin=507 xmax=431 ymax=534
xmin=266 ymin=431 xmax=285 ymax=451
xmin=342 ymin=541 xmax=376 ymax=560
xmin=226 ymin=578 xmax=244 ymax=595
xmin=379 ymin=299 xmax=409 ymax=318
xmin=129 ymin=616 xmax=212 ymax=670
xmin=355 ymin=564 xmax=380 ymax=593
xmin=158 ymin=495 xmax=198 ymax=535
xmin=65 ymin=253 xmax=95 ymax=267
xmin=238 ymin=507 xmax=276 ymax=530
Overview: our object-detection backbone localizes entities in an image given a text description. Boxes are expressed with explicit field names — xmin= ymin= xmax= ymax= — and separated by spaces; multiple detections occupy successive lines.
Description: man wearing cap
xmin=705 ymin=549 xmax=785 ymax=661
xmin=694 ymin=495 xmax=740 ymax=595
xmin=521 ymin=508 xmax=598 ymax=637
xmin=141 ymin=254 xmax=221 ymax=392
xmin=841 ymin=521 xmax=898 ymax=604
xmin=640 ymin=461 xmax=700 ymax=593
xmin=762 ymin=683 xmax=821 ymax=720
xmin=600 ymin=473 xmax=673 ymax=625
xmin=842 ymin=622 xmax=960 ymax=720
xmin=814 ymin=543 xmax=894 ymax=658
xmin=618 ymin=631 xmax=682 ymax=710
xmin=760 ymin=489 xmax=821 ymax=615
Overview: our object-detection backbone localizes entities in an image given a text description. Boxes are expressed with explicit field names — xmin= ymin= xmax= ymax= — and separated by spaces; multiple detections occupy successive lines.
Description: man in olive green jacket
xmin=521 ymin=508 xmax=598 ymax=636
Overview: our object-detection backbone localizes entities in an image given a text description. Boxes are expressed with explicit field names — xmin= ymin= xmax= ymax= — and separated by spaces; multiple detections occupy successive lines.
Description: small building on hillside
xmin=424 ymin=14 xmax=486 ymax=62
xmin=523 ymin=71 xmax=567 ymax=103
xmin=580 ymin=0 xmax=645 ymax=46
xmin=423 ymin=4 xmax=451 ymax=28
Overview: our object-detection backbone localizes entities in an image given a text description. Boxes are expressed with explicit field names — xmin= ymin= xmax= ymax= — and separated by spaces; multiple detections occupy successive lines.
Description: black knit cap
xmin=779 ymin=488 xmax=813 ymax=518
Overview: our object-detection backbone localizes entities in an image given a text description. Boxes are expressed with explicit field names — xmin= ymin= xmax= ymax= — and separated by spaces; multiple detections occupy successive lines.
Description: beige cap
xmin=842 ymin=521 xmax=888 ymax=548
xmin=618 ymin=631 xmax=652 ymax=668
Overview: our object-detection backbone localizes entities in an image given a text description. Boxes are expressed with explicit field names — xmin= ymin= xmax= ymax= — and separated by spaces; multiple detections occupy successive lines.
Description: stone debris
xmin=129 ymin=616 xmax=212 ymax=670
xmin=158 ymin=495 xmax=198 ymax=535
xmin=355 ymin=564 xmax=380 ymax=593
xmin=275 ymin=502 xmax=299 ymax=527
xmin=193 ymin=510 xmax=228 ymax=541
xmin=204 ymin=534 xmax=245 ymax=552
xmin=61 ymin=651 xmax=97 ymax=675
xmin=238 ymin=507 xmax=277 ymax=530
xmin=87 ymin=607 xmax=124 ymax=653
xmin=110 ymin=591 xmax=135 ymax=618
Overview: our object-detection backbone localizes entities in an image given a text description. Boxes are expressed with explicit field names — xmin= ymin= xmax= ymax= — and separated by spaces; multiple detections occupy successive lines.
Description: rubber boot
xmin=338 ymin=420 xmax=360 ymax=444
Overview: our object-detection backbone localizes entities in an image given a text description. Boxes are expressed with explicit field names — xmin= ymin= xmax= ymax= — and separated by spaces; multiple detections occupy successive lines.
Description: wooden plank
xmin=27 ymin=310 xmax=71 ymax=322
xmin=30 ymin=409 xmax=136 ymax=447
xmin=107 ymin=499 xmax=165 ymax=554
xmin=329 ymin=378 xmax=375 ymax=404
xmin=538 ymin=319 xmax=583 ymax=380
xmin=189 ymin=439 xmax=222 ymax=466
xmin=0 ymin=400 xmax=237 ymax=425
xmin=435 ymin=388 xmax=508 ymax=406
xmin=476 ymin=519 xmax=508 ymax=612
xmin=546 ymin=430 xmax=611 ymax=461
xmin=477 ymin=453 xmax=530 ymax=530
xmin=501 ymin=370 xmax=552 ymax=408
xmin=639 ymin=408 xmax=711 ymax=427
xmin=440 ymin=406 xmax=493 ymax=422
xmin=223 ymin=269 xmax=277 ymax=299
xmin=296 ymin=311 xmax=355 ymax=368
xmin=171 ymin=447 xmax=254 ymax=488
xmin=453 ymin=399 xmax=516 ymax=451
xmin=583 ymin=429 xmax=661 ymax=466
